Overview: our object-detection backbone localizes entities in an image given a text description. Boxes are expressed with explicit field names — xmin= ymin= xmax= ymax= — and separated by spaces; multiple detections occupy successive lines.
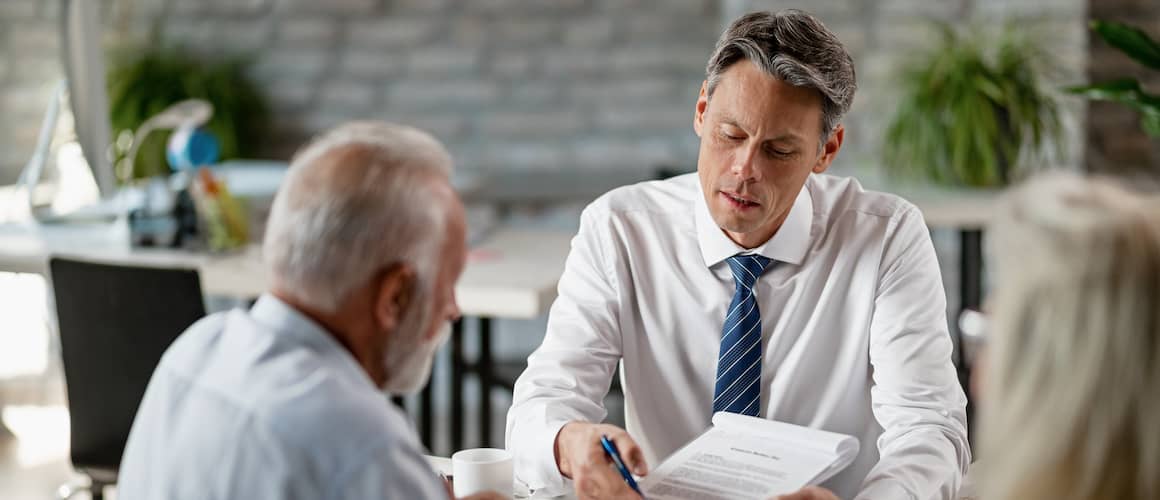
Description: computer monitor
xmin=61 ymin=0 xmax=116 ymax=197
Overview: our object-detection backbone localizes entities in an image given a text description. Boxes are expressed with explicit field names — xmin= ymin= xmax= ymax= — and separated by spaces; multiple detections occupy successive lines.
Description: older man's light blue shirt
xmin=118 ymin=294 xmax=446 ymax=500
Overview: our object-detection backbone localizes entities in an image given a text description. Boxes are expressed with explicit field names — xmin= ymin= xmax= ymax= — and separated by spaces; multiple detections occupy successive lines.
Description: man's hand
xmin=774 ymin=486 xmax=839 ymax=500
xmin=554 ymin=422 xmax=648 ymax=500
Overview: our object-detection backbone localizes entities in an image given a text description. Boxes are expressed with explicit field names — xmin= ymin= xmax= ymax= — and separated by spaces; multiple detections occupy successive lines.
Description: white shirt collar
xmin=694 ymin=176 xmax=814 ymax=268
xmin=248 ymin=293 xmax=376 ymax=390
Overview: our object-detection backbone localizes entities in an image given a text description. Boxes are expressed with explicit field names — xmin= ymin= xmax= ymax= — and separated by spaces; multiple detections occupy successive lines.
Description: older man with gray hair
xmin=507 ymin=10 xmax=969 ymax=500
xmin=118 ymin=122 xmax=498 ymax=499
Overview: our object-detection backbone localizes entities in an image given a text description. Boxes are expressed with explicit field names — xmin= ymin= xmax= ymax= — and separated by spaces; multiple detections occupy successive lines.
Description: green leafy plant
xmin=1067 ymin=20 xmax=1160 ymax=138
xmin=883 ymin=24 xmax=1064 ymax=187
xmin=107 ymin=47 xmax=270 ymax=180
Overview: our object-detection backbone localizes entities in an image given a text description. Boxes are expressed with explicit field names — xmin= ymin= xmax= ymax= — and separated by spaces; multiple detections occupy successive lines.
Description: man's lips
xmin=720 ymin=191 xmax=761 ymax=208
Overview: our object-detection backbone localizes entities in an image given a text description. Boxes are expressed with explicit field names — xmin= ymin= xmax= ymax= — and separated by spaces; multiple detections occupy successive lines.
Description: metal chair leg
xmin=57 ymin=476 xmax=111 ymax=500
xmin=479 ymin=317 xmax=493 ymax=448
xmin=56 ymin=479 xmax=87 ymax=500
xmin=450 ymin=318 xmax=465 ymax=454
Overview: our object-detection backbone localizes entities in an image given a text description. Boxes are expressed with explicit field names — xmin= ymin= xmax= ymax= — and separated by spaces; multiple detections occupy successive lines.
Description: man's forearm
xmin=855 ymin=428 xmax=969 ymax=500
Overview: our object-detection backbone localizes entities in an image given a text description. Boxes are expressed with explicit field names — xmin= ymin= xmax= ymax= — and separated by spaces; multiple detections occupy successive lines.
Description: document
xmin=638 ymin=412 xmax=859 ymax=500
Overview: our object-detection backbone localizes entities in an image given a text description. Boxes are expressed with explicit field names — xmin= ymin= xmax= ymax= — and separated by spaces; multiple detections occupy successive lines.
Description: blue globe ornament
xmin=166 ymin=125 xmax=220 ymax=171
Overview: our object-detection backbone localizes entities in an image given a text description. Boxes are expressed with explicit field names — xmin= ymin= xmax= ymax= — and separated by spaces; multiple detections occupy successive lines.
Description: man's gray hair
xmin=706 ymin=10 xmax=857 ymax=145
xmin=263 ymin=121 xmax=453 ymax=313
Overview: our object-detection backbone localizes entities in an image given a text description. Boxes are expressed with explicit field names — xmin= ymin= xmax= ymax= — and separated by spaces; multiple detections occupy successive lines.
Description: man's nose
xmin=730 ymin=144 xmax=761 ymax=181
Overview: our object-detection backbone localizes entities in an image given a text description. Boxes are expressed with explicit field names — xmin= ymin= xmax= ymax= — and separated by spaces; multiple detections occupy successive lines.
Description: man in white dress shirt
xmin=118 ymin=122 xmax=500 ymax=499
xmin=506 ymin=10 xmax=969 ymax=500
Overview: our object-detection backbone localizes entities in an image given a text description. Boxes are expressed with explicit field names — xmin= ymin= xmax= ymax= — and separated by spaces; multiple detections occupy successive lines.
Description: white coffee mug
xmin=451 ymin=448 xmax=514 ymax=498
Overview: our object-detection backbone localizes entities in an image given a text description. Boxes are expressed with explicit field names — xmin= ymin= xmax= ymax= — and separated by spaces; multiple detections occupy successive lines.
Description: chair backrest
xmin=49 ymin=257 xmax=206 ymax=476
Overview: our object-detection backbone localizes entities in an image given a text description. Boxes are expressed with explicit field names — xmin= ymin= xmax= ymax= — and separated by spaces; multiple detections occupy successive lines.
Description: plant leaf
xmin=1070 ymin=79 xmax=1160 ymax=118
xmin=1142 ymin=110 xmax=1160 ymax=138
xmin=882 ymin=22 xmax=1063 ymax=186
xmin=1066 ymin=78 xmax=1142 ymax=98
xmin=1090 ymin=20 xmax=1160 ymax=70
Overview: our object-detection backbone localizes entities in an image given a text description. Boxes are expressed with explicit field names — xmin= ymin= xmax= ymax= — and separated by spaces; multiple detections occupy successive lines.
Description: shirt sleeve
xmin=505 ymin=204 xmax=624 ymax=494
xmin=328 ymin=440 xmax=449 ymax=500
xmin=857 ymin=206 xmax=972 ymax=500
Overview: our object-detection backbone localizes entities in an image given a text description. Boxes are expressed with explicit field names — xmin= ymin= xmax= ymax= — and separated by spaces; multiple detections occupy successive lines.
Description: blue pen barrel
xmin=601 ymin=434 xmax=644 ymax=495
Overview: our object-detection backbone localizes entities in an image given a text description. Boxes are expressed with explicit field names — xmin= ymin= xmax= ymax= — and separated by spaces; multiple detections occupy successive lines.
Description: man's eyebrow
xmin=717 ymin=119 xmax=808 ymax=146
xmin=720 ymin=118 xmax=742 ymax=129
xmin=767 ymin=134 xmax=805 ymax=146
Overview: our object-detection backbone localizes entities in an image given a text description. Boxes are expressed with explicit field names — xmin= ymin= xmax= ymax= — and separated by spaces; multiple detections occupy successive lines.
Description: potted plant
xmin=882 ymin=24 xmax=1065 ymax=187
xmin=106 ymin=47 xmax=270 ymax=181
xmin=1066 ymin=20 xmax=1160 ymax=138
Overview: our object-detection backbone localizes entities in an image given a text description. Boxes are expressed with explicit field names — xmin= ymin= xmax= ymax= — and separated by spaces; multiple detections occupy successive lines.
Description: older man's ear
xmin=373 ymin=263 xmax=417 ymax=332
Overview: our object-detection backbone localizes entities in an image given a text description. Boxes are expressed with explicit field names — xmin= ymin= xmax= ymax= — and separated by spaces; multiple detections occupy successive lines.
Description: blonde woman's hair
xmin=980 ymin=172 xmax=1160 ymax=500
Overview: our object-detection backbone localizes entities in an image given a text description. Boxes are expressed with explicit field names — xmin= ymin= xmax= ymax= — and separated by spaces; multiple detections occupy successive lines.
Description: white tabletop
xmin=897 ymin=188 xmax=1000 ymax=229
xmin=0 ymin=167 xmax=999 ymax=320
xmin=457 ymin=229 xmax=573 ymax=319
xmin=834 ymin=169 xmax=1003 ymax=230
xmin=0 ymin=221 xmax=572 ymax=320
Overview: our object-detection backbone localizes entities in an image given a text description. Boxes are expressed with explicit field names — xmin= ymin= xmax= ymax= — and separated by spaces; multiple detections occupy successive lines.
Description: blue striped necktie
xmin=713 ymin=254 xmax=773 ymax=416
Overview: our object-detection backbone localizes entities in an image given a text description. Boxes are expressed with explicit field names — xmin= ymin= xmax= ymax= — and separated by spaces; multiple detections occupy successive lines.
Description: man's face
xmin=694 ymin=59 xmax=844 ymax=248
xmin=423 ymin=194 xmax=468 ymax=342
xmin=381 ymin=185 xmax=467 ymax=395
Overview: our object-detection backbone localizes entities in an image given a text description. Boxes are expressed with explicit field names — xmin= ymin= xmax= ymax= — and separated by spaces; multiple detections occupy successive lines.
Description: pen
xmin=600 ymin=434 xmax=643 ymax=496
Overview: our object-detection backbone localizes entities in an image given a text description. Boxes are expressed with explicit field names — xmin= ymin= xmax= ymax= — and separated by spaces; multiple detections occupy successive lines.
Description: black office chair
xmin=49 ymin=257 xmax=206 ymax=500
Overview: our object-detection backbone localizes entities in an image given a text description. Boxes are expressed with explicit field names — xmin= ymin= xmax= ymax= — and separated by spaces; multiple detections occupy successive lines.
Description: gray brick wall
xmin=0 ymin=0 xmax=721 ymax=184
xmin=1 ymin=0 xmax=1093 ymax=186
xmin=1 ymin=0 xmax=65 ymax=184
xmin=155 ymin=0 xmax=717 ymax=177
xmin=728 ymin=0 xmax=1088 ymax=175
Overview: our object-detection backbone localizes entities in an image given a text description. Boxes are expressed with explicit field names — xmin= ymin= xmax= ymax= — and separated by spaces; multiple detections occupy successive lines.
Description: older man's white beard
xmin=382 ymin=321 xmax=451 ymax=395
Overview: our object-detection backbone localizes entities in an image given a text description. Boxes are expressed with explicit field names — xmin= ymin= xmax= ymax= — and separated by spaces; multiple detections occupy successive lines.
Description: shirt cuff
xmin=515 ymin=419 xmax=571 ymax=496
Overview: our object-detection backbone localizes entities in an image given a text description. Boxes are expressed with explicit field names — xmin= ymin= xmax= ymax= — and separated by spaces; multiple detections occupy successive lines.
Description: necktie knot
xmin=726 ymin=254 xmax=772 ymax=289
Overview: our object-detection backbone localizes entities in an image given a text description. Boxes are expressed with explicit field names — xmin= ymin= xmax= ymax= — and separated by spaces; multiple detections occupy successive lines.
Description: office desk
xmin=0 ymin=221 xmax=573 ymax=453
xmin=0 ymin=179 xmax=999 ymax=452
xmin=0 ymin=222 xmax=571 ymax=315
xmin=424 ymin=455 xmax=980 ymax=500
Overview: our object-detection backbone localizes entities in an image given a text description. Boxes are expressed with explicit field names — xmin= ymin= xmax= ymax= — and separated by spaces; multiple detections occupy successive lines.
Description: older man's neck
xmin=269 ymin=288 xmax=388 ymax=386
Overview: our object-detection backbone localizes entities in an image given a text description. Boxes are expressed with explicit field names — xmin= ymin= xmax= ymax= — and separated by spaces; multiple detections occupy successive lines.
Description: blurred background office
xmin=0 ymin=0 xmax=1157 ymax=498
